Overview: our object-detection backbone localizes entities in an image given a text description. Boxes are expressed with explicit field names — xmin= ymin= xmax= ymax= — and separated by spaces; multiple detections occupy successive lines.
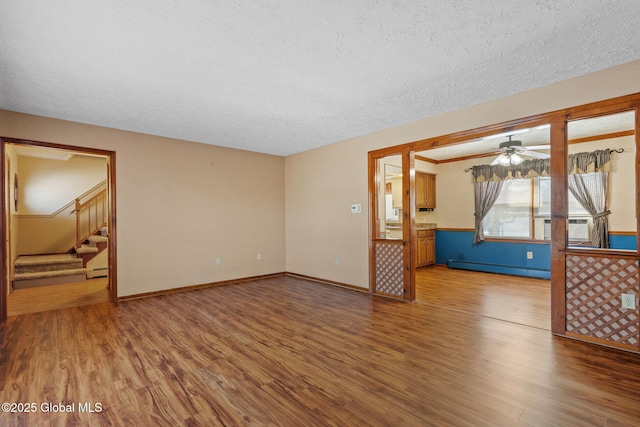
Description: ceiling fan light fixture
xmin=498 ymin=155 xmax=511 ymax=166
xmin=510 ymin=153 xmax=524 ymax=165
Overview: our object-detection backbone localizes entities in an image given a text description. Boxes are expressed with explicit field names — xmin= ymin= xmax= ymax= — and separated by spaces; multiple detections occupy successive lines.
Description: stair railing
xmin=72 ymin=187 xmax=107 ymax=248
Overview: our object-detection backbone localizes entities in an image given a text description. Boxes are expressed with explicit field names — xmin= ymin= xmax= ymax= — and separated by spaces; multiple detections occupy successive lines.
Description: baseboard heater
xmin=447 ymin=260 xmax=550 ymax=279
xmin=87 ymin=268 xmax=108 ymax=279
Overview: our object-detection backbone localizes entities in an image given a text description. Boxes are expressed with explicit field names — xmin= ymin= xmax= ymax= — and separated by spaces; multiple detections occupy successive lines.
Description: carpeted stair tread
xmin=14 ymin=254 xmax=83 ymax=274
xmin=15 ymin=254 xmax=79 ymax=266
xmin=88 ymin=235 xmax=108 ymax=244
xmin=13 ymin=268 xmax=87 ymax=281
xmin=76 ymin=245 xmax=99 ymax=254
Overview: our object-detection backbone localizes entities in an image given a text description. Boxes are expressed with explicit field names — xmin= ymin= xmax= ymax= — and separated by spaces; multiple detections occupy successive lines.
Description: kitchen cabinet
xmin=417 ymin=229 xmax=435 ymax=267
xmin=416 ymin=172 xmax=436 ymax=209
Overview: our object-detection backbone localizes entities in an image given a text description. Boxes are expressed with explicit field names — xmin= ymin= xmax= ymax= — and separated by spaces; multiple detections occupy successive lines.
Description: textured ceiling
xmin=1 ymin=1 xmax=639 ymax=156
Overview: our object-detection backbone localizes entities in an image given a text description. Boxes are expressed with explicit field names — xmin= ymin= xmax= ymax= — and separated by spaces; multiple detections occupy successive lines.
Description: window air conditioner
xmin=543 ymin=218 xmax=590 ymax=242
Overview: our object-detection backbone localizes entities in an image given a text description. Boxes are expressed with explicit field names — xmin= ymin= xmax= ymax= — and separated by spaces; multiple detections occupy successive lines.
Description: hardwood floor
xmin=6 ymin=278 xmax=109 ymax=316
xmin=1 ymin=273 xmax=640 ymax=426
xmin=416 ymin=266 xmax=551 ymax=330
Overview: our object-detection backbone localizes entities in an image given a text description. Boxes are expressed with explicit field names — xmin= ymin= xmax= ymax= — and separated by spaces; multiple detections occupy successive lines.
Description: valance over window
xmin=471 ymin=149 xmax=613 ymax=246
xmin=471 ymin=150 xmax=612 ymax=183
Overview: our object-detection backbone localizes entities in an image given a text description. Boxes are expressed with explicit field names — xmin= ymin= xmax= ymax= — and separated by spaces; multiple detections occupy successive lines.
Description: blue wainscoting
xmin=609 ymin=234 xmax=637 ymax=251
xmin=436 ymin=230 xmax=551 ymax=279
xmin=436 ymin=230 xmax=637 ymax=279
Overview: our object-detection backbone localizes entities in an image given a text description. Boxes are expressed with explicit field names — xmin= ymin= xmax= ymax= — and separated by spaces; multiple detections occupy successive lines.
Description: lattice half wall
xmin=374 ymin=241 xmax=404 ymax=297
xmin=566 ymin=254 xmax=639 ymax=348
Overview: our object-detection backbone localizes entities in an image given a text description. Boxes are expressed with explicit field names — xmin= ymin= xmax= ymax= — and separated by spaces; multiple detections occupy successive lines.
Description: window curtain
xmin=473 ymin=180 xmax=504 ymax=243
xmin=568 ymin=171 xmax=610 ymax=248
xmin=471 ymin=149 xmax=613 ymax=245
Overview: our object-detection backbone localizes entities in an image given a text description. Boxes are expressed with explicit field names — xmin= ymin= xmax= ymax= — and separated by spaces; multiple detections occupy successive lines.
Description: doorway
xmin=368 ymin=147 xmax=415 ymax=300
xmin=1 ymin=138 xmax=117 ymax=320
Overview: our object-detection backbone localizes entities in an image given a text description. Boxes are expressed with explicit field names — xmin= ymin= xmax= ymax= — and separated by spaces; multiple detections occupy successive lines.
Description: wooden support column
xmin=550 ymin=116 xmax=568 ymax=335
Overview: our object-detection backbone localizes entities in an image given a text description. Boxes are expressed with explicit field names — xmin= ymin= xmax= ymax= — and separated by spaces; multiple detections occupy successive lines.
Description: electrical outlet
xmin=621 ymin=293 xmax=636 ymax=310
xmin=526 ymin=251 xmax=533 ymax=260
xmin=257 ymin=253 xmax=261 ymax=260
xmin=216 ymin=257 xmax=222 ymax=266
xmin=335 ymin=257 xmax=339 ymax=265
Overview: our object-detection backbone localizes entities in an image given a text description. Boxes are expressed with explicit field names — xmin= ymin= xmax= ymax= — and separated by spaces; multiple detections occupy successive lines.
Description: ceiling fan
xmin=490 ymin=135 xmax=550 ymax=166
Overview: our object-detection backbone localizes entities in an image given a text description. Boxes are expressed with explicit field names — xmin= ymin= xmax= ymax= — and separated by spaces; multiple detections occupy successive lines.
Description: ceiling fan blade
xmin=522 ymin=150 xmax=550 ymax=159
xmin=525 ymin=144 xmax=550 ymax=150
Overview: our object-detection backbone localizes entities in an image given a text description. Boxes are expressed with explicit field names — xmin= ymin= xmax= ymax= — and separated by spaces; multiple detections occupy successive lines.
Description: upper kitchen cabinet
xmin=416 ymin=172 xmax=436 ymax=209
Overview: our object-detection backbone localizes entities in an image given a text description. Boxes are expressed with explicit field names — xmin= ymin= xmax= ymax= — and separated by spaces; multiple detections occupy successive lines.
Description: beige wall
xmin=0 ymin=111 xmax=286 ymax=297
xmin=285 ymin=60 xmax=640 ymax=288
xmin=18 ymin=212 xmax=76 ymax=255
xmin=18 ymin=155 xmax=106 ymax=215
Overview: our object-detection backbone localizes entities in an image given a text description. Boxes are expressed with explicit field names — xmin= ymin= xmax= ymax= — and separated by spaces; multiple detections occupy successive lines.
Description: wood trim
xmin=530 ymin=178 xmax=535 ymax=239
xmin=285 ymin=272 xmax=369 ymax=293
xmin=436 ymin=227 xmax=474 ymax=232
xmin=367 ymin=151 xmax=377 ymax=293
xmin=561 ymin=248 xmax=640 ymax=260
xmin=569 ymin=130 xmax=635 ymax=145
xmin=405 ymin=149 xmax=415 ymax=301
xmin=415 ymin=154 xmax=437 ymax=164
xmin=4 ymin=155 xmax=11 ymax=296
xmin=368 ymin=92 xmax=640 ymax=159
xmin=369 ymin=144 xmax=411 ymax=159
xmin=636 ymin=102 xmax=640 ymax=253
xmin=107 ymin=154 xmax=117 ymax=303
xmin=565 ymin=96 xmax=640 ymax=121
xmin=1 ymin=137 xmax=115 ymax=157
xmin=118 ymin=272 xmax=287 ymax=301
xmin=0 ymin=141 xmax=6 ymax=321
xmin=549 ymin=116 xmax=568 ymax=335
xmin=564 ymin=331 xmax=640 ymax=354
xmin=410 ymin=116 xmax=555 ymax=154
xmin=609 ymin=230 xmax=637 ymax=236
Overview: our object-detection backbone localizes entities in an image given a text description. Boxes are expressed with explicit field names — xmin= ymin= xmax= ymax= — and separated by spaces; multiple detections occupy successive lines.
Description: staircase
xmin=11 ymin=185 xmax=109 ymax=290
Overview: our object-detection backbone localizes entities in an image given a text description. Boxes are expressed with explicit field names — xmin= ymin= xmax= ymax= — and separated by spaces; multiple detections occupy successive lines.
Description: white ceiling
xmin=1 ymin=1 xmax=639 ymax=156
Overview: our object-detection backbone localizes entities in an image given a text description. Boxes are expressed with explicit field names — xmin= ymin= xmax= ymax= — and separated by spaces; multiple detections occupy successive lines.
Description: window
xmin=535 ymin=177 xmax=589 ymax=217
xmin=483 ymin=179 xmax=532 ymax=238
xmin=484 ymin=177 xmax=590 ymax=240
